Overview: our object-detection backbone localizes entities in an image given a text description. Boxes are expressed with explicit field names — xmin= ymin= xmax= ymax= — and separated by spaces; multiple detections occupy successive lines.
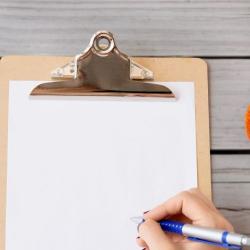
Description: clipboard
xmin=0 ymin=31 xmax=211 ymax=250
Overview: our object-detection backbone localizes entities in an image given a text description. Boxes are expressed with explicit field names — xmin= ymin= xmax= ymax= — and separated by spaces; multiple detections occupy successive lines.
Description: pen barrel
xmin=182 ymin=224 xmax=244 ymax=246
xmin=160 ymin=220 xmax=184 ymax=235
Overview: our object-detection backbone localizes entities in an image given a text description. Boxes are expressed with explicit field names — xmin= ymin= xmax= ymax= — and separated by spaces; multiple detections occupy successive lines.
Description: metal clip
xmin=31 ymin=31 xmax=174 ymax=98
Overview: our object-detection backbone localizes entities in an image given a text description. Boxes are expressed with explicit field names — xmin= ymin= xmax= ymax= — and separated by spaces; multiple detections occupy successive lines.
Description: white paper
xmin=6 ymin=81 xmax=197 ymax=250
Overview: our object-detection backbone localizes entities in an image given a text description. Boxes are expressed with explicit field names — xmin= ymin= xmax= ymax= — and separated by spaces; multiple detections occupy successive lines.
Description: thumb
xmin=139 ymin=219 xmax=176 ymax=250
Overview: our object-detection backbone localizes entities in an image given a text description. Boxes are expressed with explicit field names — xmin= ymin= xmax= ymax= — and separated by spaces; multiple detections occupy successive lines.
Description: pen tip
xmin=130 ymin=216 xmax=144 ymax=225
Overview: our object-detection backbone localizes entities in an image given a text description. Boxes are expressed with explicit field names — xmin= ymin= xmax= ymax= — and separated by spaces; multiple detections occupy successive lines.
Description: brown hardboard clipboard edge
xmin=0 ymin=55 xmax=211 ymax=250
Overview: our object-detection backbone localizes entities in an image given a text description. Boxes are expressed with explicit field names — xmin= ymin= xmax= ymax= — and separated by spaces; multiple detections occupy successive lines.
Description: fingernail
xmin=143 ymin=210 xmax=150 ymax=214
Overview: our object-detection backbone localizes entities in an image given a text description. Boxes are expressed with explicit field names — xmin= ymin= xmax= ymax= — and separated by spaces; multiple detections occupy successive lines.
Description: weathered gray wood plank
xmin=212 ymin=155 xmax=250 ymax=234
xmin=0 ymin=0 xmax=250 ymax=56
xmin=208 ymin=59 xmax=250 ymax=150
xmin=219 ymin=209 xmax=250 ymax=235
xmin=212 ymin=155 xmax=250 ymax=210
xmin=213 ymin=183 xmax=250 ymax=210
xmin=212 ymin=154 xmax=250 ymax=183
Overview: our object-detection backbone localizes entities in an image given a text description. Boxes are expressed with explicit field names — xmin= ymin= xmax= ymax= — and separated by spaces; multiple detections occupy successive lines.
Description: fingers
xmin=136 ymin=237 xmax=147 ymax=248
xmin=143 ymin=188 xmax=234 ymax=231
xmin=138 ymin=219 xmax=176 ymax=250
xmin=135 ymin=189 xmax=234 ymax=250
xmin=188 ymin=189 xmax=234 ymax=230
xmin=144 ymin=189 xmax=213 ymax=222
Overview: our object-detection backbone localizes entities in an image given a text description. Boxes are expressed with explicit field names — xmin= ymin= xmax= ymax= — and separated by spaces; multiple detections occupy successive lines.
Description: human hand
xmin=137 ymin=188 xmax=234 ymax=250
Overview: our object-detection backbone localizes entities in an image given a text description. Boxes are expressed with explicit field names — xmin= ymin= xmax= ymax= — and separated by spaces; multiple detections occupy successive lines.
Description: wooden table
xmin=0 ymin=0 xmax=249 ymax=235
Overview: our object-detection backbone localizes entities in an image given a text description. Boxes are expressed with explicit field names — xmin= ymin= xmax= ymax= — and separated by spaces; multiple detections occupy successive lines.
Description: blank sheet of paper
xmin=6 ymin=81 xmax=197 ymax=250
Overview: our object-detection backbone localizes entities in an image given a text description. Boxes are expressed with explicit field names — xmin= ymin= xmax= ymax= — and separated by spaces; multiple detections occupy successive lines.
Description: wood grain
xmin=212 ymin=154 xmax=250 ymax=183
xmin=0 ymin=0 xmax=250 ymax=240
xmin=212 ymin=155 xmax=250 ymax=210
xmin=0 ymin=0 xmax=250 ymax=56
xmin=214 ymin=182 xmax=250 ymax=208
xmin=212 ymin=155 xmax=250 ymax=235
xmin=208 ymin=59 xmax=250 ymax=150
xmin=219 ymin=209 xmax=250 ymax=235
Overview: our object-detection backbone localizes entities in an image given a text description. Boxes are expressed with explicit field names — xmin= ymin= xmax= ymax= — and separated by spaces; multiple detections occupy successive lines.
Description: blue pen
xmin=131 ymin=217 xmax=250 ymax=250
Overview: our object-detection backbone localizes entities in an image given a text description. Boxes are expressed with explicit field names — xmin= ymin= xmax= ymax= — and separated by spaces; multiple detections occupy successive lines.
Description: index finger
xmin=144 ymin=190 xmax=215 ymax=222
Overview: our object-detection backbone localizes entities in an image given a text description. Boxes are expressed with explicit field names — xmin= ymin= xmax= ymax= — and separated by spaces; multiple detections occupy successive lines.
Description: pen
xmin=131 ymin=216 xmax=250 ymax=250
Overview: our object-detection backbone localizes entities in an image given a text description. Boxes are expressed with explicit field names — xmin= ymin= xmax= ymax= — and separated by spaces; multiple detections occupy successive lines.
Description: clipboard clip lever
xmin=30 ymin=31 xmax=175 ymax=98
